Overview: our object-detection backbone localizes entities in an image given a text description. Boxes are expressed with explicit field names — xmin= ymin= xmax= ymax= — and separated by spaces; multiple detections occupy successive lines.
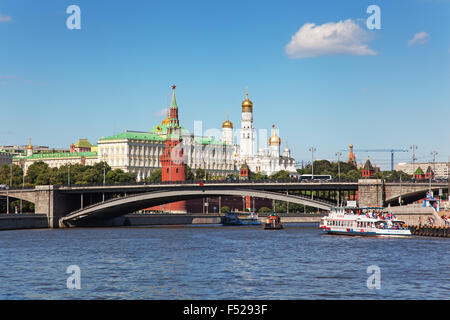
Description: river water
xmin=0 ymin=223 xmax=448 ymax=299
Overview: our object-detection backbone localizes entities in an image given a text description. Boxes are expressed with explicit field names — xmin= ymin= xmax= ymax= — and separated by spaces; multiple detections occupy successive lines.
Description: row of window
xmin=328 ymin=220 xmax=375 ymax=228
xmin=329 ymin=220 xmax=353 ymax=227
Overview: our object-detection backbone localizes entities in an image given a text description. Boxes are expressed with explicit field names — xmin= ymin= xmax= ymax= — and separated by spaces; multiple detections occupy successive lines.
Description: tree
xmin=106 ymin=169 xmax=136 ymax=184
xmin=374 ymin=170 xmax=413 ymax=182
xmin=341 ymin=169 xmax=361 ymax=181
xmin=269 ymin=170 xmax=292 ymax=181
xmin=195 ymin=168 xmax=210 ymax=180
xmin=25 ymin=161 xmax=51 ymax=186
xmin=145 ymin=168 xmax=162 ymax=183
xmin=0 ymin=164 xmax=23 ymax=187
xmin=220 ymin=205 xmax=230 ymax=214
xmin=258 ymin=206 xmax=272 ymax=214
xmin=186 ymin=166 xmax=194 ymax=180
xmin=249 ymin=171 xmax=268 ymax=181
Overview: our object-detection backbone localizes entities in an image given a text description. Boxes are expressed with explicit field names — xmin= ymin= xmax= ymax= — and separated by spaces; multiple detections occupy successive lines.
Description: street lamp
xmin=20 ymin=166 xmax=24 ymax=214
xmin=102 ymin=153 xmax=107 ymax=202
xmin=430 ymin=150 xmax=438 ymax=172
xmin=335 ymin=151 xmax=342 ymax=182
xmin=68 ymin=162 xmax=71 ymax=186
xmin=309 ymin=147 xmax=316 ymax=180
xmin=410 ymin=145 xmax=418 ymax=163
xmin=6 ymin=164 xmax=12 ymax=214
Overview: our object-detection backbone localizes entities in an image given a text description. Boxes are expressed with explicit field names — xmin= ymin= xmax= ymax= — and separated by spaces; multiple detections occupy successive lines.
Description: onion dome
xmin=269 ymin=125 xmax=281 ymax=146
xmin=222 ymin=112 xmax=233 ymax=128
xmin=27 ymin=138 xmax=33 ymax=150
xmin=241 ymin=88 xmax=253 ymax=113
xmin=269 ymin=135 xmax=281 ymax=146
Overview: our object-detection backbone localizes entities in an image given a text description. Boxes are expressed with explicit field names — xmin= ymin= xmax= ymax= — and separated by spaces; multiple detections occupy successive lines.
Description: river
xmin=0 ymin=223 xmax=448 ymax=299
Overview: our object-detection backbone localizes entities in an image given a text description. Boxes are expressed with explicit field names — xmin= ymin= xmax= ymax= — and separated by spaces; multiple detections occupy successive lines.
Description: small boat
xmin=264 ymin=214 xmax=284 ymax=230
xmin=319 ymin=206 xmax=411 ymax=237
xmin=221 ymin=211 xmax=261 ymax=226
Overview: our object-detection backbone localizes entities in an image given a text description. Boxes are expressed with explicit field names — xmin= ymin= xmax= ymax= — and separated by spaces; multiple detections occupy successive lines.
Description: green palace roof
xmin=74 ymin=138 xmax=93 ymax=148
xmin=99 ymin=131 xmax=166 ymax=142
xmin=100 ymin=127 xmax=225 ymax=146
xmin=14 ymin=151 xmax=98 ymax=160
xmin=194 ymin=136 xmax=226 ymax=146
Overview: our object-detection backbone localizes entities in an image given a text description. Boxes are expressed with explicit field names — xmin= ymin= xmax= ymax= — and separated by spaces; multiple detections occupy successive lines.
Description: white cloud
xmin=408 ymin=32 xmax=429 ymax=46
xmin=154 ymin=108 xmax=168 ymax=117
xmin=0 ymin=14 xmax=12 ymax=23
xmin=285 ymin=19 xmax=376 ymax=59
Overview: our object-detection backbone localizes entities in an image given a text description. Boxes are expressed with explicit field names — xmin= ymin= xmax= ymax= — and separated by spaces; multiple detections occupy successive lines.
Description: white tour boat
xmin=319 ymin=207 xmax=411 ymax=237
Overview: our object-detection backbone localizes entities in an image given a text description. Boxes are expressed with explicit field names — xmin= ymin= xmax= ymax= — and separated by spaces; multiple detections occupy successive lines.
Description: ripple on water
xmin=0 ymin=225 xmax=448 ymax=299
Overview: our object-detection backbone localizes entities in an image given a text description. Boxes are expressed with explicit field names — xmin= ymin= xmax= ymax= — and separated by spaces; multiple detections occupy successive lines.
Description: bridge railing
xmin=2 ymin=179 xmax=445 ymax=191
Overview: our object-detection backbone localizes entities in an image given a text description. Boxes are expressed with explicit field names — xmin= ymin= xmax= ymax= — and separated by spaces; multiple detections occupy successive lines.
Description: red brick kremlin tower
xmin=160 ymin=85 xmax=187 ymax=212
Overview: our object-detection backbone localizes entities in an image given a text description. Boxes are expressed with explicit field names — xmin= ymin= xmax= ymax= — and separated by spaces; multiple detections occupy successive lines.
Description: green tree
xmin=186 ymin=166 xmax=194 ymax=180
xmin=249 ymin=172 xmax=268 ymax=181
xmin=0 ymin=164 xmax=23 ymax=187
xmin=374 ymin=170 xmax=413 ymax=182
xmin=106 ymin=169 xmax=136 ymax=183
xmin=220 ymin=205 xmax=230 ymax=214
xmin=258 ymin=206 xmax=272 ymax=214
xmin=145 ymin=168 xmax=162 ymax=183
xmin=269 ymin=170 xmax=292 ymax=181
xmin=341 ymin=169 xmax=361 ymax=181
xmin=25 ymin=161 xmax=52 ymax=186
xmin=195 ymin=168 xmax=210 ymax=180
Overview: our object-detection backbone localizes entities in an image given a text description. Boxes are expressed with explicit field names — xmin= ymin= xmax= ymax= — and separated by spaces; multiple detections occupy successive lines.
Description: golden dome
xmin=241 ymin=88 xmax=253 ymax=112
xmin=222 ymin=113 xmax=233 ymax=128
xmin=27 ymin=138 xmax=33 ymax=150
xmin=269 ymin=125 xmax=281 ymax=146
xmin=222 ymin=119 xmax=233 ymax=128
xmin=269 ymin=135 xmax=281 ymax=146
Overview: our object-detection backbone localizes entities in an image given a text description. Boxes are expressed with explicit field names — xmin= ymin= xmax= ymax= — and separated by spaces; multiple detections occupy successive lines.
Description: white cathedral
xmin=222 ymin=90 xmax=296 ymax=176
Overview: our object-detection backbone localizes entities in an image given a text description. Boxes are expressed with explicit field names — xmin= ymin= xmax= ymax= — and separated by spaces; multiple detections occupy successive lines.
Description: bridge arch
xmin=385 ymin=186 xmax=448 ymax=206
xmin=60 ymin=188 xmax=333 ymax=226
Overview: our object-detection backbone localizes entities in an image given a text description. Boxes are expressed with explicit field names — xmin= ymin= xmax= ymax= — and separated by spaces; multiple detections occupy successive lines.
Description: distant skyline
xmin=1 ymin=0 xmax=449 ymax=169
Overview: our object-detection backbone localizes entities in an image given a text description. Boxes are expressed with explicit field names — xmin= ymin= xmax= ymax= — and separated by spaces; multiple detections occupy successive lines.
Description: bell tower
xmin=239 ymin=88 xmax=255 ymax=160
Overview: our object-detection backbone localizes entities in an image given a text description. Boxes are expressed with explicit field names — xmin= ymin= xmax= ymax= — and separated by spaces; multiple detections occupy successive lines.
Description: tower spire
xmin=169 ymin=84 xmax=180 ymax=127
xmin=171 ymin=84 xmax=178 ymax=109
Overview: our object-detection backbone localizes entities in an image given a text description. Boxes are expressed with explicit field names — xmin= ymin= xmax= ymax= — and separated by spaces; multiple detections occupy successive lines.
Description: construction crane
xmin=341 ymin=148 xmax=409 ymax=171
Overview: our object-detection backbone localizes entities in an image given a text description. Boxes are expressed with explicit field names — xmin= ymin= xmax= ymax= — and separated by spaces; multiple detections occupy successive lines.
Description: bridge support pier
xmin=358 ymin=179 xmax=385 ymax=207
xmin=33 ymin=186 xmax=82 ymax=228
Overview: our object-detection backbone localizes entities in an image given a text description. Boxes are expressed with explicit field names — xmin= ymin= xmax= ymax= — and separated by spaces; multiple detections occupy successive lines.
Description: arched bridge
xmin=385 ymin=186 xmax=448 ymax=206
xmin=1 ymin=180 xmax=447 ymax=228
xmin=59 ymin=188 xmax=334 ymax=227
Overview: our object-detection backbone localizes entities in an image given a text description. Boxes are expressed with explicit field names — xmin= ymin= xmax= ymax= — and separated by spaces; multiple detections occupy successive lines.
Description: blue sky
xmin=0 ymin=0 xmax=449 ymax=169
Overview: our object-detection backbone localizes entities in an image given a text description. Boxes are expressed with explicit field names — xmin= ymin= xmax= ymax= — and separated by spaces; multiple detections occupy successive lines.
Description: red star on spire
xmin=172 ymin=84 xmax=176 ymax=90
